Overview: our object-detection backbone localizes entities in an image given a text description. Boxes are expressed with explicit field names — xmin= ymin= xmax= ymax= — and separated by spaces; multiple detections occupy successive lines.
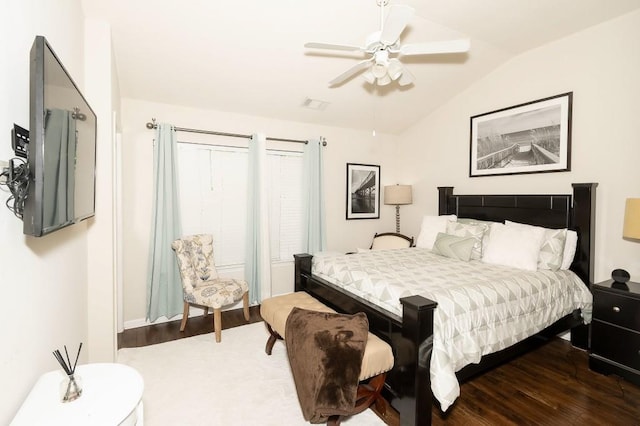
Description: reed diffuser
xmin=52 ymin=343 xmax=83 ymax=402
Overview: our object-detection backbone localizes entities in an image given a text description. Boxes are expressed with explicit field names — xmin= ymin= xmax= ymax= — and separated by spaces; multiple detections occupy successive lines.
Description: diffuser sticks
xmin=53 ymin=343 xmax=83 ymax=402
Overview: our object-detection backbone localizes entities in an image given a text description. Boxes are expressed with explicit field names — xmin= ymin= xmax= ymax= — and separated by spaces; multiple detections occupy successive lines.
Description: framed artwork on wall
xmin=469 ymin=92 xmax=572 ymax=177
xmin=346 ymin=163 xmax=380 ymax=220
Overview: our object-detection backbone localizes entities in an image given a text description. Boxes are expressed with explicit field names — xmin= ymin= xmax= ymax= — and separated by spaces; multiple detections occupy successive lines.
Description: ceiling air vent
xmin=302 ymin=98 xmax=330 ymax=111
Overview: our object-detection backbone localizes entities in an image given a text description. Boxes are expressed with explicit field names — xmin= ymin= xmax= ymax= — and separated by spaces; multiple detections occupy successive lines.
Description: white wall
xmin=84 ymin=19 xmax=119 ymax=362
xmin=120 ymin=98 xmax=399 ymax=325
xmin=397 ymin=10 xmax=640 ymax=283
xmin=0 ymin=1 xmax=119 ymax=421
xmin=0 ymin=1 xmax=88 ymax=422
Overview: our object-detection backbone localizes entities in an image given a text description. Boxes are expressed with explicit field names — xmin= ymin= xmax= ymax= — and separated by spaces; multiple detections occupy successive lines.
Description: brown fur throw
xmin=285 ymin=307 xmax=369 ymax=423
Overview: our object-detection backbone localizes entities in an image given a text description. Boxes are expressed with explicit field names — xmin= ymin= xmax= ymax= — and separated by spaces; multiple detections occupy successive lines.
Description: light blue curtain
xmin=302 ymin=138 xmax=326 ymax=253
xmin=245 ymin=133 xmax=271 ymax=304
xmin=146 ymin=123 xmax=183 ymax=322
xmin=43 ymin=109 xmax=76 ymax=226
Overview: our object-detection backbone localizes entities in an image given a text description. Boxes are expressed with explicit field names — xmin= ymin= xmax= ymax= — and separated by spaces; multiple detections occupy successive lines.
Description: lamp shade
xmin=623 ymin=198 xmax=640 ymax=239
xmin=384 ymin=185 xmax=412 ymax=205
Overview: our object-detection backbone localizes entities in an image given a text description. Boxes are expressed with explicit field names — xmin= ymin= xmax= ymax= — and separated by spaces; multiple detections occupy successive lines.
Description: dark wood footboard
xmin=294 ymin=253 xmax=437 ymax=426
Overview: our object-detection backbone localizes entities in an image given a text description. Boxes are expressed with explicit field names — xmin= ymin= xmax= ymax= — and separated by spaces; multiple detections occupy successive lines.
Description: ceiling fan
xmin=304 ymin=1 xmax=470 ymax=87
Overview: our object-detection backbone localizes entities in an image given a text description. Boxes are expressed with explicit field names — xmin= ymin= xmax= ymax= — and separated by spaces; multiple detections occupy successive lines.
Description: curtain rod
xmin=145 ymin=119 xmax=327 ymax=146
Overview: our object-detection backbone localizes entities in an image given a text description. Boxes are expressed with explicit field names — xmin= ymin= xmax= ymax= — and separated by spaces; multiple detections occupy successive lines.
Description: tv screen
xmin=24 ymin=36 xmax=97 ymax=237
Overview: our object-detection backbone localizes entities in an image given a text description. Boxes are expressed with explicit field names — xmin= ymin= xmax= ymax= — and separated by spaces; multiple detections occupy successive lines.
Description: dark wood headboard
xmin=437 ymin=183 xmax=597 ymax=348
xmin=437 ymin=183 xmax=597 ymax=287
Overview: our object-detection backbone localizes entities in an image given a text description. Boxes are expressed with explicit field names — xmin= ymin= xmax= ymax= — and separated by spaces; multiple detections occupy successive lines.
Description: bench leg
xmin=264 ymin=322 xmax=282 ymax=355
xmin=325 ymin=373 xmax=388 ymax=426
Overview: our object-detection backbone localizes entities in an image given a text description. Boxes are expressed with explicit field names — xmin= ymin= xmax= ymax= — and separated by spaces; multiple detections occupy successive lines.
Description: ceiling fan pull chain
xmin=377 ymin=0 xmax=387 ymax=31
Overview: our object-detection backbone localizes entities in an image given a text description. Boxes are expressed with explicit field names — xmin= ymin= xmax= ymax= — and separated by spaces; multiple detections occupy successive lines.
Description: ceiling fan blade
xmin=380 ymin=5 xmax=415 ymax=46
xmin=329 ymin=58 xmax=374 ymax=86
xmin=304 ymin=42 xmax=364 ymax=52
xmin=399 ymin=39 xmax=471 ymax=56
xmin=398 ymin=66 xmax=415 ymax=87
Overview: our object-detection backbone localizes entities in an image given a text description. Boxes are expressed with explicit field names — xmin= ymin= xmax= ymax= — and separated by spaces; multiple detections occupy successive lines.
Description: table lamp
xmin=623 ymin=198 xmax=640 ymax=240
xmin=613 ymin=198 xmax=640 ymax=290
xmin=384 ymin=184 xmax=412 ymax=233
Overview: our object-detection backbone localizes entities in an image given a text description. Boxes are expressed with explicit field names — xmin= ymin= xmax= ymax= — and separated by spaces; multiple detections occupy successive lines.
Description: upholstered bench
xmin=260 ymin=292 xmax=394 ymax=425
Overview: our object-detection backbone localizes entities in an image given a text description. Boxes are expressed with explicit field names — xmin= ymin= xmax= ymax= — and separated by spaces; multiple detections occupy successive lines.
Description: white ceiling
xmin=82 ymin=0 xmax=640 ymax=135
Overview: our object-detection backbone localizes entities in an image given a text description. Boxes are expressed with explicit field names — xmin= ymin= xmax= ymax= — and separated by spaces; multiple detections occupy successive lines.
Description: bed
xmin=293 ymin=183 xmax=597 ymax=426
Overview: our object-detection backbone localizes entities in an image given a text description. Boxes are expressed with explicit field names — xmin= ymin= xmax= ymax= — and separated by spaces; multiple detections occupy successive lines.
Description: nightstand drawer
xmin=592 ymin=290 xmax=640 ymax=330
xmin=591 ymin=321 xmax=640 ymax=371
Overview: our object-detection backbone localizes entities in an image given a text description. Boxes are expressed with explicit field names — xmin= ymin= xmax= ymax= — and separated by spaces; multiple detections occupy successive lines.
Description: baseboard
xmin=124 ymin=301 xmax=247 ymax=330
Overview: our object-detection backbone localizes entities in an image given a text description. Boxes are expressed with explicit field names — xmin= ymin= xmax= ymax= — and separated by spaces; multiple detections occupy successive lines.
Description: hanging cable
xmin=0 ymin=158 xmax=29 ymax=219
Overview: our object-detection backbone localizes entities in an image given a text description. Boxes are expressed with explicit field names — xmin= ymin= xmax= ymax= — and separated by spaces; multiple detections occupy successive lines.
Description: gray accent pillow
xmin=431 ymin=232 xmax=477 ymax=262
xmin=446 ymin=221 xmax=489 ymax=260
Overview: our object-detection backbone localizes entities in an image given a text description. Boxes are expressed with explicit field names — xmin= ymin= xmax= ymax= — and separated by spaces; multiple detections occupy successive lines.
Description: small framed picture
xmin=346 ymin=163 xmax=380 ymax=220
xmin=470 ymin=92 xmax=572 ymax=177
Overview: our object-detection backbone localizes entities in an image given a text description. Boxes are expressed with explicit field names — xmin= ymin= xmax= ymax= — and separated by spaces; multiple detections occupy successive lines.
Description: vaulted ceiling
xmin=82 ymin=0 xmax=640 ymax=134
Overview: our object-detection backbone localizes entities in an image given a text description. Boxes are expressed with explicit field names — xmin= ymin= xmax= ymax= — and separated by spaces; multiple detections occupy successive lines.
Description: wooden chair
xmin=171 ymin=234 xmax=249 ymax=342
xmin=369 ymin=232 xmax=414 ymax=250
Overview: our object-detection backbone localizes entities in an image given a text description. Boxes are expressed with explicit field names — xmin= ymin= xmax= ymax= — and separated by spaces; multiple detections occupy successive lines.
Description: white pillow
xmin=482 ymin=223 xmax=545 ymax=271
xmin=504 ymin=221 xmax=567 ymax=271
xmin=415 ymin=214 xmax=457 ymax=249
xmin=560 ymin=230 xmax=578 ymax=270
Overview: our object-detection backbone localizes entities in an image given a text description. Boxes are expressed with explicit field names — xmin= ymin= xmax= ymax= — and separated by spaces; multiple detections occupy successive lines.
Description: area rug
xmin=117 ymin=322 xmax=385 ymax=425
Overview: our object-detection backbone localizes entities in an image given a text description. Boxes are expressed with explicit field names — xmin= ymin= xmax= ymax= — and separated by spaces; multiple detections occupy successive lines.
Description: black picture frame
xmin=346 ymin=163 xmax=380 ymax=220
xmin=469 ymin=92 xmax=572 ymax=177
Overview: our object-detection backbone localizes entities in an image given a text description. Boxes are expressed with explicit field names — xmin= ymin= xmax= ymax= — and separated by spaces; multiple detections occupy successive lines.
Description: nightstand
xmin=589 ymin=279 xmax=640 ymax=386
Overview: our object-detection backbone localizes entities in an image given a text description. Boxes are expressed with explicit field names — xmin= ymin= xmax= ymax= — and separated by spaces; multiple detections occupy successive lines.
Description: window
xmin=177 ymin=142 xmax=304 ymax=267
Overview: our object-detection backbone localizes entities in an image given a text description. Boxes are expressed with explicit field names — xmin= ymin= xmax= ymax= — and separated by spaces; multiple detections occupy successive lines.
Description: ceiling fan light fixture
xmin=377 ymin=73 xmax=392 ymax=86
xmin=372 ymin=62 xmax=388 ymax=79
xmin=387 ymin=59 xmax=403 ymax=80
xmin=362 ymin=70 xmax=376 ymax=84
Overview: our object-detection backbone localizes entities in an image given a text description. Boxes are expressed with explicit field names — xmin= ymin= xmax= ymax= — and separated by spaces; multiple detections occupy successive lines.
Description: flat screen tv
xmin=24 ymin=35 xmax=97 ymax=237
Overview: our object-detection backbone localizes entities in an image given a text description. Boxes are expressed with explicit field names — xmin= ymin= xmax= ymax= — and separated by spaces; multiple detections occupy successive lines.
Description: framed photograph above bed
xmin=470 ymin=92 xmax=572 ymax=177
xmin=346 ymin=163 xmax=380 ymax=220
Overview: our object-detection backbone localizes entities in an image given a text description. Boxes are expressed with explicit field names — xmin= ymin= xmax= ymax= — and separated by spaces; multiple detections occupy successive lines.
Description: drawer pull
xmin=612 ymin=306 xmax=621 ymax=313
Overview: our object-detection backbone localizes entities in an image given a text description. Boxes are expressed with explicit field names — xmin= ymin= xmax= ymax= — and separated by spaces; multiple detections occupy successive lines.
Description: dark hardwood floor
xmin=118 ymin=308 xmax=640 ymax=425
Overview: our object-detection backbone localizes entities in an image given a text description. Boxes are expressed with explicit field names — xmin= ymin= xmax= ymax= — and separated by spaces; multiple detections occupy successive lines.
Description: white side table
xmin=11 ymin=363 xmax=144 ymax=426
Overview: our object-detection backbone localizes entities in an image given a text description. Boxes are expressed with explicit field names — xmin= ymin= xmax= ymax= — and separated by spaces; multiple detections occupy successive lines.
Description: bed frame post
xmin=570 ymin=182 xmax=597 ymax=349
xmin=437 ymin=187 xmax=454 ymax=216
xmin=398 ymin=295 xmax=437 ymax=426
xmin=294 ymin=254 xmax=313 ymax=292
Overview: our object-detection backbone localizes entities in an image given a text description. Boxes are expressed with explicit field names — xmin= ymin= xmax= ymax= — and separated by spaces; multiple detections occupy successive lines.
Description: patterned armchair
xmin=171 ymin=234 xmax=249 ymax=342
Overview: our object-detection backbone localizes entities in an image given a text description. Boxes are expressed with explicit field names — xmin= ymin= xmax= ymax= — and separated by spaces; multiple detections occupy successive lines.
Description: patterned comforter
xmin=312 ymin=248 xmax=593 ymax=411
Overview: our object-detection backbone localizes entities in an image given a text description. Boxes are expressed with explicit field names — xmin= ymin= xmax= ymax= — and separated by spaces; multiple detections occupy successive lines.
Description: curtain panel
xmin=245 ymin=133 xmax=272 ymax=303
xmin=302 ymin=138 xmax=326 ymax=254
xmin=146 ymin=123 xmax=183 ymax=322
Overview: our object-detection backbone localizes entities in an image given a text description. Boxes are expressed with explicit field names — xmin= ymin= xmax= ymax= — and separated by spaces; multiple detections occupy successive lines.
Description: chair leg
xmin=242 ymin=291 xmax=250 ymax=321
xmin=214 ymin=308 xmax=222 ymax=343
xmin=203 ymin=307 xmax=208 ymax=317
xmin=180 ymin=301 xmax=189 ymax=332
